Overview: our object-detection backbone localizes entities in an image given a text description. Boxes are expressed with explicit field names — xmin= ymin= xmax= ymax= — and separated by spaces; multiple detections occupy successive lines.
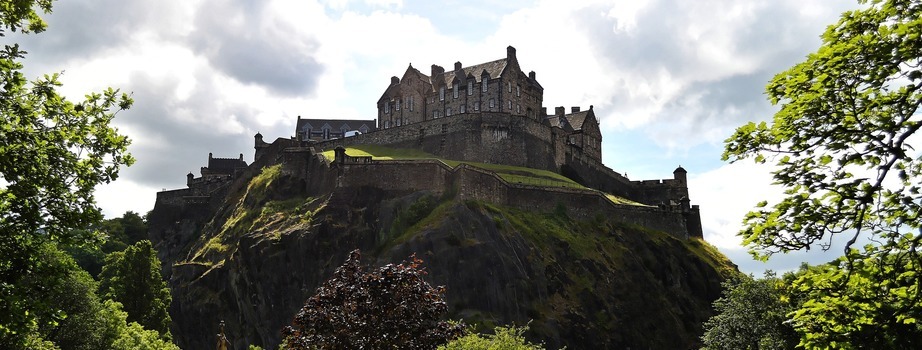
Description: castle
xmin=159 ymin=46 xmax=702 ymax=239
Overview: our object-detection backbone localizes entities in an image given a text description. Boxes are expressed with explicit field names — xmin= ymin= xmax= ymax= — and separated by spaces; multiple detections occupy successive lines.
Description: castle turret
xmin=254 ymin=132 xmax=268 ymax=161
xmin=673 ymin=166 xmax=687 ymax=184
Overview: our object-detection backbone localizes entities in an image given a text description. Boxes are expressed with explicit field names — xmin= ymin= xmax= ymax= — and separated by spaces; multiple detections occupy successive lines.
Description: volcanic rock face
xmin=148 ymin=152 xmax=735 ymax=350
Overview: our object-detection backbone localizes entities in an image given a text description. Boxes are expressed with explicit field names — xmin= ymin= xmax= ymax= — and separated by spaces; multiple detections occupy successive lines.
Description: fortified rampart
xmin=312 ymin=111 xmax=688 ymax=209
xmin=329 ymin=148 xmax=697 ymax=238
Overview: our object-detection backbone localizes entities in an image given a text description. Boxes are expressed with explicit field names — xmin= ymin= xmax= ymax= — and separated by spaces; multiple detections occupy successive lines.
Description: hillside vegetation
xmin=152 ymin=154 xmax=736 ymax=349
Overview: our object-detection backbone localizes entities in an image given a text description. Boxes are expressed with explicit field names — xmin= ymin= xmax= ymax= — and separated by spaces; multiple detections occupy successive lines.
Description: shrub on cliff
xmin=282 ymin=250 xmax=463 ymax=349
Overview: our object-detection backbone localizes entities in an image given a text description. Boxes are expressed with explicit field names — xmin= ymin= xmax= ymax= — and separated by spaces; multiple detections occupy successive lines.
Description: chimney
xmin=528 ymin=71 xmax=536 ymax=80
xmin=431 ymin=64 xmax=445 ymax=79
xmin=239 ymin=153 xmax=243 ymax=160
xmin=208 ymin=152 xmax=213 ymax=160
xmin=555 ymin=106 xmax=565 ymax=117
xmin=454 ymin=61 xmax=462 ymax=71
xmin=541 ymin=107 xmax=548 ymax=116
xmin=571 ymin=106 xmax=580 ymax=113
xmin=507 ymin=46 xmax=517 ymax=61
xmin=391 ymin=76 xmax=399 ymax=85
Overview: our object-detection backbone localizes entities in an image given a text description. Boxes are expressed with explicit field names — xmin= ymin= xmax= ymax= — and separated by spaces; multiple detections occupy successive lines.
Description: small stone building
xmin=295 ymin=116 xmax=376 ymax=141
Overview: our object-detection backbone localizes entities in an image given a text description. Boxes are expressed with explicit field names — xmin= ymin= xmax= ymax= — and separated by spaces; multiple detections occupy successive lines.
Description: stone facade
xmin=378 ymin=47 xmax=544 ymax=127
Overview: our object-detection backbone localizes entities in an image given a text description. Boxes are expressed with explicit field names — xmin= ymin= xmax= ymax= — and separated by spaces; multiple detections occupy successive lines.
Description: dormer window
xmin=482 ymin=77 xmax=488 ymax=92
xmin=439 ymin=87 xmax=445 ymax=101
xmin=467 ymin=81 xmax=473 ymax=95
xmin=453 ymin=83 xmax=459 ymax=99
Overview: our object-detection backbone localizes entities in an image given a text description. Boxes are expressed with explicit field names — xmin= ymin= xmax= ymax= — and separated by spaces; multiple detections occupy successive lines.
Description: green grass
xmin=321 ymin=145 xmax=642 ymax=206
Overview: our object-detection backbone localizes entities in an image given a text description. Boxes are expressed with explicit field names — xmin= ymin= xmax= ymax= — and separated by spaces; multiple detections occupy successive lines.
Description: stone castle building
xmin=158 ymin=46 xmax=703 ymax=239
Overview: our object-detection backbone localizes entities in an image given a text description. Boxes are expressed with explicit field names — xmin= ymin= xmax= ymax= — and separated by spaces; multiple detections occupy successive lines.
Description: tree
xmin=282 ymin=250 xmax=464 ymax=350
xmin=723 ymin=0 xmax=922 ymax=347
xmin=99 ymin=240 xmax=172 ymax=341
xmin=700 ymin=273 xmax=798 ymax=350
xmin=0 ymin=0 xmax=134 ymax=344
xmin=438 ymin=325 xmax=545 ymax=350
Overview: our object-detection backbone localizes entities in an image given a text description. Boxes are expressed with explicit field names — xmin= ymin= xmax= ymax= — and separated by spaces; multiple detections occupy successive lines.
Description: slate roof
xmin=296 ymin=118 xmax=377 ymax=132
xmin=544 ymin=109 xmax=594 ymax=132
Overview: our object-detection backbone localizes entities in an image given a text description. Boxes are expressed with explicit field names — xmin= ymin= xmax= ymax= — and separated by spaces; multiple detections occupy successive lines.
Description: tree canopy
xmin=723 ymin=0 xmax=922 ymax=347
xmin=0 ymin=0 xmax=135 ymax=344
xmin=282 ymin=250 xmax=463 ymax=350
xmin=99 ymin=240 xmax=173 ymax=341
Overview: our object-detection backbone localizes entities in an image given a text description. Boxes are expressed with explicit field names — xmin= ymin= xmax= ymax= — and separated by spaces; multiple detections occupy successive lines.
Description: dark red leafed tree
xmin=282 ymin=250 xmax=463 ymax=350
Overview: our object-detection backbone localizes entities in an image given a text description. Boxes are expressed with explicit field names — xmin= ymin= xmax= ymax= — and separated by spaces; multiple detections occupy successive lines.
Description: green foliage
xmin=103 ymin=300 xmax=180 ymax=350
xmin=391 ymin=194 xmax=439 ymax=237
xmin=283 ymin=250 xmax=464 ymax=349
xmin=1 ymin=243 xmax=178 ymax=350
xmin=723 ymin=0 xmax=922 ymax=347
xmin=0 ymin=0 xmax=53 ymax=34
xmin=67 ymin=211 xmax=150 ymax=277
xmin=439 ymin=325 xmax=545 ymax=350
xmin=0 ymin=1 xmax=134 ymax=342
xmin=789 ymin=254 xmax=922 ymax=349
xmin=701 ymin=273 xmax=798 ymax=350
xmin=99 ymin=240 xmax=172 ymax=341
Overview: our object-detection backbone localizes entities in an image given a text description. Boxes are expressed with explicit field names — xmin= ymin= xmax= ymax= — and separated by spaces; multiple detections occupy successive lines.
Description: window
xmin=468 ymin=81 xmax=473 ymax=95
xmin=507 ymin=82 xmax=511 ymax=92
xmin=453 ymin=83 xmax=459 ymax=99
xmin=516 ymin=104 xmax=521 ymax=113
xmin=460 ymin=105 xmax=466 ymax=113
xmin=384 ymin=103 xmax=390 ymax=114
xmin=446 ymin=107 xmax=451 ymax=116
xmin=474 ymin=101 xmax=480 ymax=111
xmin=508 ymin=101 xmax=511 ymax=110
xmin=482 ymin=77 xmax=488 ymax=92
xmin=409 ymin=96 xmax=414 ymax=111
xmin=397 ymin=119 xmax=402 ymax=126
xmin=439 ymin=87 xmax=445 ymax=101
xmin=396 ymin=99 xmax=400 ymax=111
xmin=433 ymin=111 xmax=438 ymax=119
xmin=489 ymin=98 xmax=495 ymax=108
xmin=516 ymin=85 xmax=520 ymax=97
xmin=384 ymin=120 xmax=390 ymax=128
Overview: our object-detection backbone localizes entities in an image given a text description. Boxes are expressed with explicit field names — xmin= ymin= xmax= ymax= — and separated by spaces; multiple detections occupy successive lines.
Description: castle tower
xmin=254 ymin=132 xmax=268 ymax=161
xmin=673 ymin=166 xmax=687 ymax=184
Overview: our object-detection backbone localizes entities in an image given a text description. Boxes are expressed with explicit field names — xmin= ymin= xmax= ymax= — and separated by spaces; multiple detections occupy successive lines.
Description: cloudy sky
xmin=8 ymin=0 xmax=863 ymax=274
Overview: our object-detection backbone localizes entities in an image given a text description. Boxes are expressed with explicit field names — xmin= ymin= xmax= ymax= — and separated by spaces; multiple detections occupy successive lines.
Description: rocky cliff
xmin=148 ymin=147 xmax=737 ymax=350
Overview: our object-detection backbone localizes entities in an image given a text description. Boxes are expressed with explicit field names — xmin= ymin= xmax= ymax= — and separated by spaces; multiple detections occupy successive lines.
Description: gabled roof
xmin=544 ymin=108 xmax=597 ymax=133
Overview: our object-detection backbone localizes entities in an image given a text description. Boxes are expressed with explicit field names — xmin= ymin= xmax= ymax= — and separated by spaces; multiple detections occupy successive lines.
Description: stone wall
xmin=331 ymin=155 xmax=694 ymax=239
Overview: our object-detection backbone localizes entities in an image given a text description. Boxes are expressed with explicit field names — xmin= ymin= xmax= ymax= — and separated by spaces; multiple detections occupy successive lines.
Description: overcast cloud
xmin=7 ymin=0 xmax=864 ymax=274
